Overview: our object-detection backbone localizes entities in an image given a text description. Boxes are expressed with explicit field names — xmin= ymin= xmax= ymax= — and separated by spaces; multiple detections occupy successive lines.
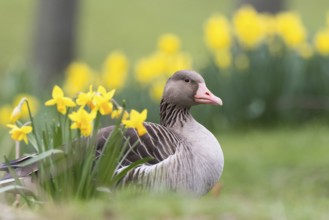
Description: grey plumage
xmin=0 ymin=70 xmax=224 ymax=196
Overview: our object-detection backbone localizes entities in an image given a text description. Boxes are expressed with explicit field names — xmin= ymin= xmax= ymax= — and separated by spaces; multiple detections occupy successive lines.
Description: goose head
xmin=162 ymin=70 xmax=223 ymax=108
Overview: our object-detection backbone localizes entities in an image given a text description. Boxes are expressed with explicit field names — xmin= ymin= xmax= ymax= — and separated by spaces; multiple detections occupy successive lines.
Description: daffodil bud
xmin=10 ymin=97 xmax=27 ymax=123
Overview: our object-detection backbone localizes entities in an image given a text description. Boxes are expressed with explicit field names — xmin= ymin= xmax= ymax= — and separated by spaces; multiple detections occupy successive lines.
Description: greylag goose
xmin=0 ymin=70 xmax=224 ymax=196
xmin=97 ymin=70 xmax=224 ymax=196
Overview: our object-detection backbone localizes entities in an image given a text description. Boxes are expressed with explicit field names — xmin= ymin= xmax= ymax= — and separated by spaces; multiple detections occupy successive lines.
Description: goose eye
xmin=184 ymin=78 xmax=190 ymax=83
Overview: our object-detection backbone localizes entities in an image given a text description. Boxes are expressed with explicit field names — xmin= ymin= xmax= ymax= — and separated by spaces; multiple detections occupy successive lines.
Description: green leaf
xmin=18 ymin=149 xmax=64 ymax=167
xmin=0 ymin=185 xmax=36 ymax=197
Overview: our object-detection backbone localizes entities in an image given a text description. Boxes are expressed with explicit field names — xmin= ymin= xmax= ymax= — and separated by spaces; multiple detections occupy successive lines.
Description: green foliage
xmin=200 ymin=45 xmax=329 ymax=127
xmin=0 ymin=96 xmax=147 ymax=205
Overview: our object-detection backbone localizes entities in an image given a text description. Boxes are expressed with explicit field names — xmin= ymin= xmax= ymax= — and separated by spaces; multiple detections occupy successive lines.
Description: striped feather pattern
xmin=97 ymin=122 xmax=182 ymax=167
xmin=160 ymin=99 xmax=190 ymax=128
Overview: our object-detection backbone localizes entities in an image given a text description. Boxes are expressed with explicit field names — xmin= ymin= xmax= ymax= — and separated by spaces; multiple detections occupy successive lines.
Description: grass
xmin=1 ymin=123 xmax=328 ymax=219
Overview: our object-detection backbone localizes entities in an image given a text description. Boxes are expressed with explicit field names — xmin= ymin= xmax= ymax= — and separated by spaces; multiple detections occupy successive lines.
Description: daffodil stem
xmin=111 ymin=98 xmax=121 ymax=109
xmin=15 ymin=141 xmax=20 ymax=159
xmin=24 ymin=99 xmax=41 ymax=151
xmin=14 ymin=141 xmax=21 ymax=207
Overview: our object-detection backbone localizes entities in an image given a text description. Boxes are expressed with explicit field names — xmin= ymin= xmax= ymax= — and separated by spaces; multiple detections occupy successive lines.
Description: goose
xmin=0 ymin=70 xmax=224 ymax=196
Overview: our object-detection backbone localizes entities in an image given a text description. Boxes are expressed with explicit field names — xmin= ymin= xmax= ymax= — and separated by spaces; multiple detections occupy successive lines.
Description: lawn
xmin=1 ymin=123 xmax=328 ymax=219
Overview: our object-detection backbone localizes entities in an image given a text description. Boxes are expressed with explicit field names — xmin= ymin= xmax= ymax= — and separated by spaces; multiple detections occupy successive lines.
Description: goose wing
xmin=97 ymin=122 xmax=181 ymax=167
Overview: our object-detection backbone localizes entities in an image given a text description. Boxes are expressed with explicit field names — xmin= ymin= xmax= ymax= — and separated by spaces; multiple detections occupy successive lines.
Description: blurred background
xmin=1 ymin=0 xmax=329 ymax=219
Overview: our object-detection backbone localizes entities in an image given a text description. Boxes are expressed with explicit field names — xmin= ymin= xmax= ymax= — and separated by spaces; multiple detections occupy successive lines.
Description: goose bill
xmin=194 ymin=83 xmax=223 ymax=106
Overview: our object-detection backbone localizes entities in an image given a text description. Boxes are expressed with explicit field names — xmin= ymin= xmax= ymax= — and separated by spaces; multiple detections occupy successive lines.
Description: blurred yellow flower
xmin=214 ymin=49 xmax=232 ymax=69
xmin=233 ymin=5 xmax=266 ymax=49
xmin=76 ymin=85 xmax=97 ymax=110
xmin=7 ymin=124 xmax=32 ymax=144
xmin=94 ymin=86 xmax=116 ymax=115
xmin=12 ymin=95 xmax=39 ymax=122
xmin=69 ymin=108 xmax=96 ymax=137
xmin=149 ymin=80 xmax=166 ymax=101
xmin=135 ymin=51 xmax=192 ymax=85
xmin=135 ymin=54 xmax=166 ymax=85
xmin=102 ymin=51 xmax=129 ymax=90
xmin=204 ymin=14 xmax=231 ymax=51
xmin=45 ymin=85 xmax=76 ymax=115
xmin=235 ymin=53 xmax=250 ymax=71
xmin=111 ymin=107 xmax=129 ymax=121
xmin=122 ymin=109 xmax=148 ymax=136
xmin=276 ymin=12 xmax=306 ymax=48
xmin=163 ymin=52 xmax=192 ymax=75
xmin=314 ymin=28 xmax=329 ymax=56
xmin=0 ymin=105 xmax=12 ymax=126
xmin=158 ymin=34 xmax=181 ymax=54
xmin=63 ymin=62 xmax=95 ymax=97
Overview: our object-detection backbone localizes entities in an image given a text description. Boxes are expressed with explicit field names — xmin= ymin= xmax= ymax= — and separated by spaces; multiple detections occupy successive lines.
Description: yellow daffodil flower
xmin=102 ymin=51 xmax=129 ymax=90
xmin=111 ymin=107 xmax=129 ymax=120
xmin=135 ymin=54 xmax=166 ymax=85
xmin=276 ymin=12 xmax=306 ymax=48
xmin=233 ymin=6 xmax=266 ymax=49
xmin=45 ymin=85 xmax=76 ymax=115
xmin=69 ymin=108 xmax=97 ymax=137
xmin=204 ymin=14 xmax=231 ymax=51
xmin=63 ymin=62 xmax=96 ymax=97
xmin=94 ymin=86 xmax=116 ymax=115
xmin=76 ymin=85 xmax=97 ymax=110
xmin=158 ymin=34 xmax=181 ymax=54
xmin=122 ymin=109 xmax=148 ymax=136
xmin=7 ymin=124 xmax=32 ymax=144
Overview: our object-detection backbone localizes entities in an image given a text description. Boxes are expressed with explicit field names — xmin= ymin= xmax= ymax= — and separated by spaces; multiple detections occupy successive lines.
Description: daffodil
xmin=122 ymin=109 xmax=148 ymax=136
xmin=7 ymin=124 xmax=32 ymax=144
xmin=45 ymin=85 xmax=76 ymax=115
xmin=69 ymin=108 xmax=97 ymax=137
xmin=164 ymin=52 xmax=192 ymax=75
xmin=204 ymin=14 xmax=231 ymax=51
xmin=102 ymin=51 xmax=129 ymax=90
xmin=233 ymin=6 xmax=266 ymax=49
xmin=94 ymin=86 xmax=116 ymax=115
xmin=275 ymin=12 xmax=306 ymax=48
xmin=158 ymin=34 xmax=181 ymax=54
xmin=111 ymin=107 xmax=129 ymax=120
xmin=63 ymin=62 xmax=96 ymax=97
xmin=135 ymin=54 xmax=166 ymax=85
xmin=76 ymin=85 xmax=97 ymax=110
